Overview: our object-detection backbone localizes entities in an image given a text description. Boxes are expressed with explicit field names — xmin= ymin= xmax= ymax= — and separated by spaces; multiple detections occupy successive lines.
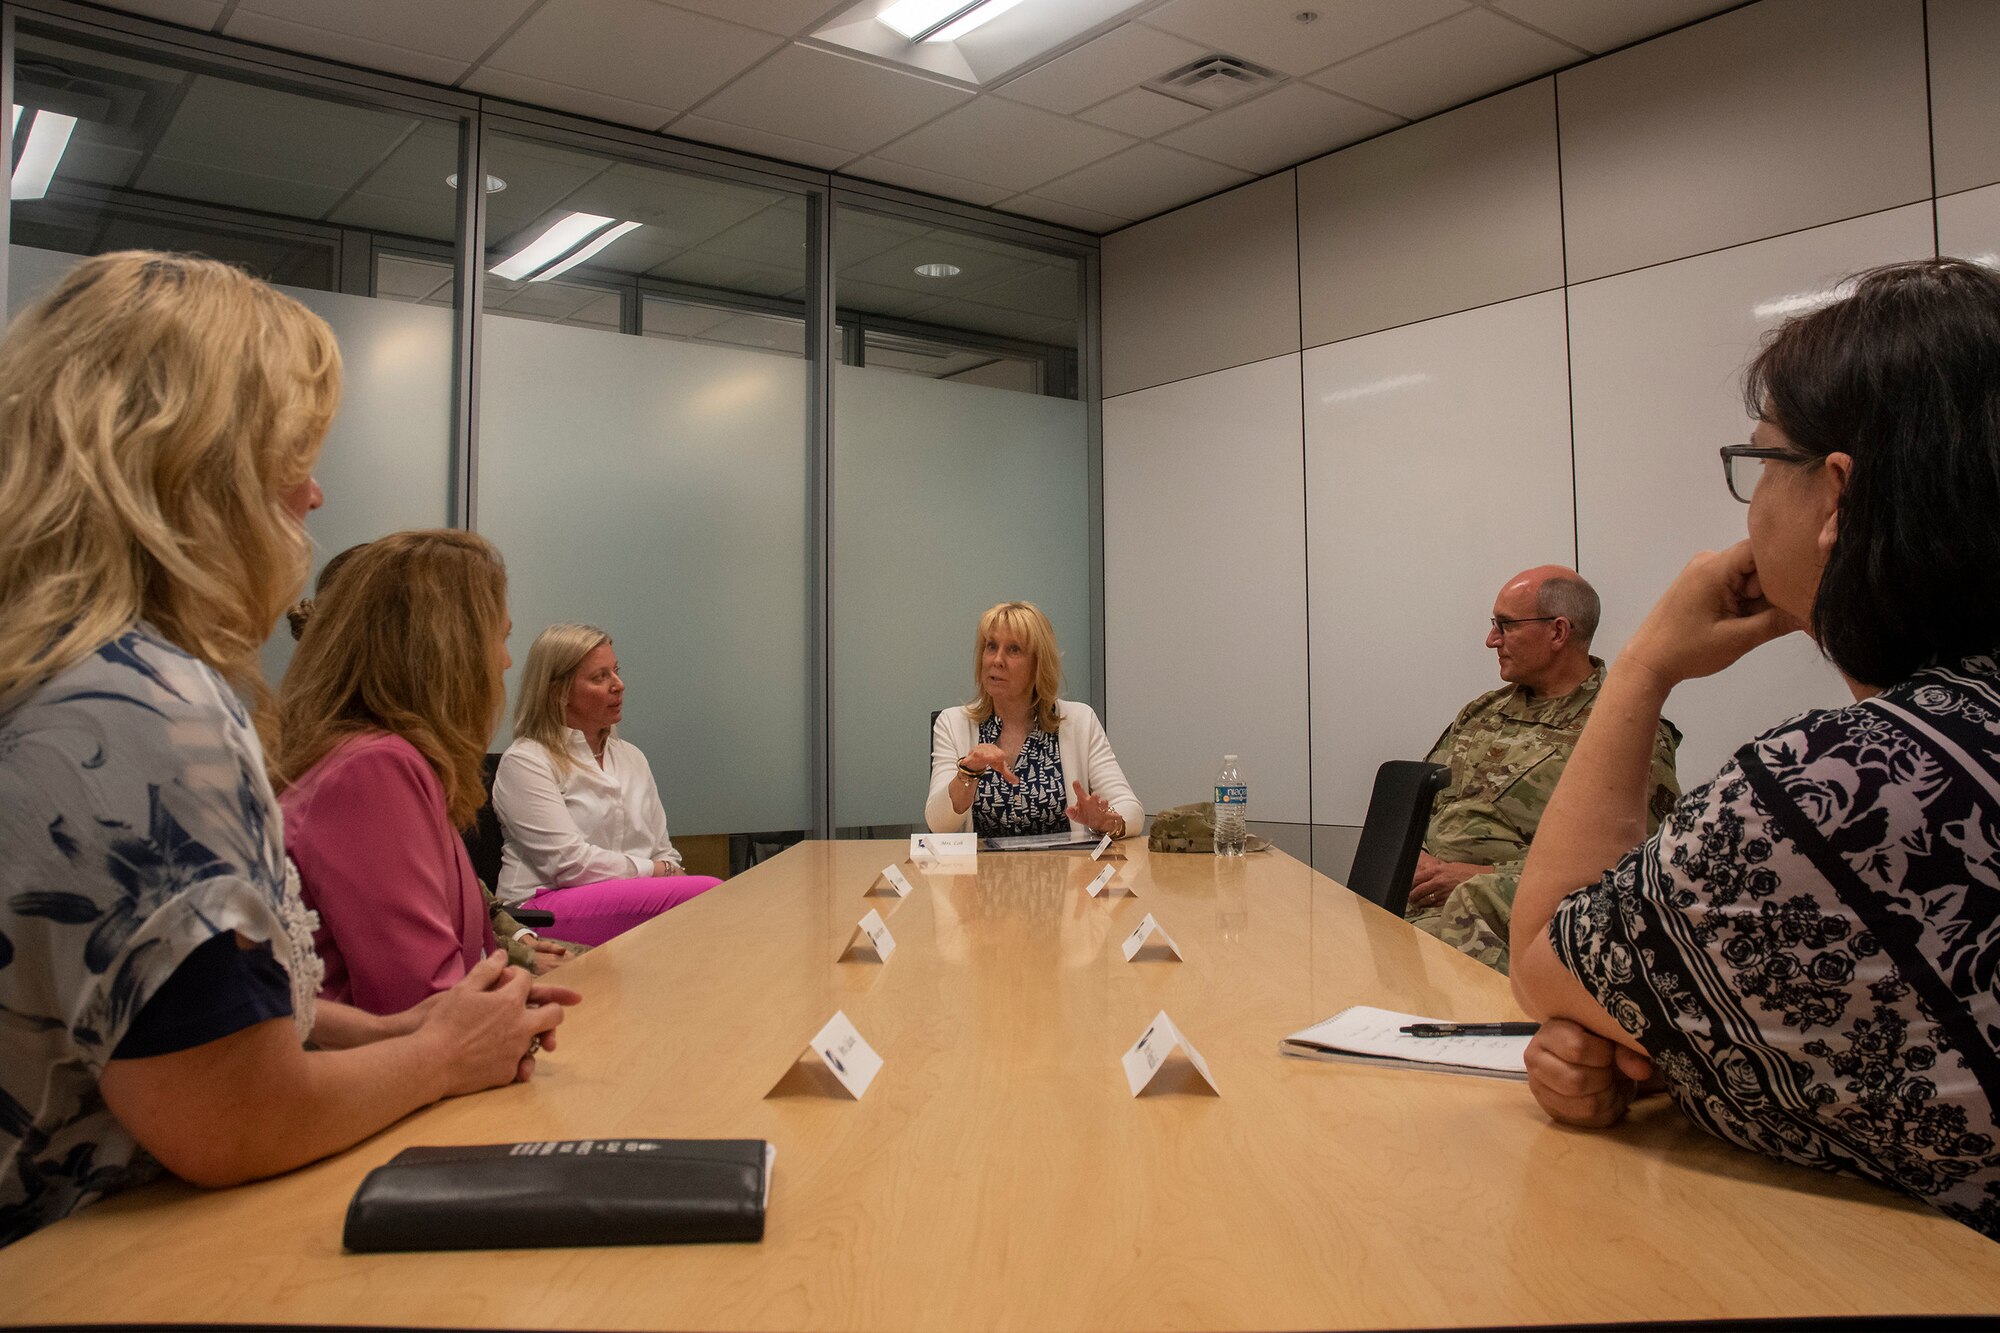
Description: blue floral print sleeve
xmin=0 ymin=625 xmax=299 ymax=1246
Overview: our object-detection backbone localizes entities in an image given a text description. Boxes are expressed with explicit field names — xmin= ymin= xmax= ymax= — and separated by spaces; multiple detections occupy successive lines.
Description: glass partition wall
xmin=4 ymin=6 xmax=1100 ymax=861
xmin=6 ymin=19 xmax=467 ymax=688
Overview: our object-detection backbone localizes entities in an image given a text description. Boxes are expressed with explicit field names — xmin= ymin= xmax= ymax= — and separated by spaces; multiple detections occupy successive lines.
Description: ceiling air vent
xmin=1144 ymin=54 xmax=1284 ymax=111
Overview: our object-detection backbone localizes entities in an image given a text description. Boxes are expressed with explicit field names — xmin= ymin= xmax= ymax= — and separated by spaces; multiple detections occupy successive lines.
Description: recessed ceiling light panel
xmin=812 ymin=0 xmax=1139 ymax=87
xmin=915 ymin=262 xmax=962 ymax=278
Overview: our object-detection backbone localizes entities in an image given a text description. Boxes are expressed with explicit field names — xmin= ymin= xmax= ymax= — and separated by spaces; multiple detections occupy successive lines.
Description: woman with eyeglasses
xmin=1509 ymin=258 xmax=2000 ymax=1240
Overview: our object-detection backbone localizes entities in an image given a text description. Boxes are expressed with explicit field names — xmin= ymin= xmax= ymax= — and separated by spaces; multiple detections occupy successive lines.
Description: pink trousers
xmin=522 ymin=875 xmax=722 ymax=947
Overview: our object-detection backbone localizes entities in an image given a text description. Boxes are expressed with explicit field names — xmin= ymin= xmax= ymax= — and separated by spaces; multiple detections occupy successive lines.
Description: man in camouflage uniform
xmin=1405 ymin=566 xmax=1680 ymax=973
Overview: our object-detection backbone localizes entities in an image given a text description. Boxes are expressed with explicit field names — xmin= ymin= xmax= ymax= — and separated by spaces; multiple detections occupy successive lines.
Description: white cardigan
xmin=490 ymin=731 xmax=682 ymax=904
xmin=925 ymin=700 xmax=1143 ymax=837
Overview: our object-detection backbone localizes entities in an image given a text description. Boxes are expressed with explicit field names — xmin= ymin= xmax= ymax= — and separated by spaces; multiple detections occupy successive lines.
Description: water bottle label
xmin=1214 ymin=785 xmax=1247 ymax=805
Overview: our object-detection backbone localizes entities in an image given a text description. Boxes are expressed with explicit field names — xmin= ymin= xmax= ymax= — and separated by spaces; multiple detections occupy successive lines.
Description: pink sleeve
xmin=290 ymin=741 xmax=477 ymax=1015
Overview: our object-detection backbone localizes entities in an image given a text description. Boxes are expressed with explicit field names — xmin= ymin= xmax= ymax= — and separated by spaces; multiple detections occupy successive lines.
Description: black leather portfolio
xmin=342 ymin=1138 xmax=771 ymax=1252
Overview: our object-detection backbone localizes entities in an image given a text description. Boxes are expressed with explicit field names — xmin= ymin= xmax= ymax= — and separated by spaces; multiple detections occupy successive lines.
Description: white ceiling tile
xmin=667 ymin=0 xmax=850 ymax=37
xmin=689 ymin=44 xmax=969 ymax=155
xmin=224 ymin=12 xmax=471 ymax=84
xmin=1160 ymin=81 xmax=1400 ymax=173
xmin=1033 ymin=142 xmax=1251 ymax=222
xmin=475 ymin=0 xmax=782 ymax=116
xmin=463 ymin=66 xmax=675 ymax=130
xmin=874 ymin=97 xmax=1134 ymax=195
xmin=669 ymin=114 xmax=855 ymax=169
xmin=94 ymin=0 xmax=224 ymax=28
xmin=1077 ymin=88 xmax=1208 ymax=138
xmin=1308 ymin=7 xmax=1578 ymax=119
xmin=842 ymin=158 xmax=1014 ymax=208
xmin=230 ymin=0 xmax=538 ymax=64
xmin=998 ymin=193 xmax=1131 ymax=233
xmin=995 ymin=24 xmax=1208 ymax=116
xmin=1140 ymin=0 xmax=1472 ymax=78
xmin=374 ymin=254 xmax=453 ymax=300
xmin=1485 ymin=0 xmax=1740 ymax=54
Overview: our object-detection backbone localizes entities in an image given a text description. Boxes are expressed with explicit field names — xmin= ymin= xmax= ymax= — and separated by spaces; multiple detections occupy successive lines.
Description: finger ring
xmin=528 ymin=1035 xmax=542 ymax=1054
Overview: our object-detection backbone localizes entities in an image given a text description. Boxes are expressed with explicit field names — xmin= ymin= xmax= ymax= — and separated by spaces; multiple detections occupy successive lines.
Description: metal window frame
xmin=0 ymin=0 xmax=1106 ymax=838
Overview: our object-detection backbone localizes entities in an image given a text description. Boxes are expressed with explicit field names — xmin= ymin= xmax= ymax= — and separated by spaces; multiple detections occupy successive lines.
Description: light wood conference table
xmin=5 ymin=841 xmax=1999 ymax=1329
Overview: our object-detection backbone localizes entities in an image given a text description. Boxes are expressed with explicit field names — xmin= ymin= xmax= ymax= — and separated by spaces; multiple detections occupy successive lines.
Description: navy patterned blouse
xmin=971 ymin=715 xmax=1067 ymax=837
xmin=1551 ymin=654 xmax=2000 ymax=1239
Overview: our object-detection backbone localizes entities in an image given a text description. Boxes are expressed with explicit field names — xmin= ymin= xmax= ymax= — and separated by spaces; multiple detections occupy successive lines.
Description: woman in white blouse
xmin=491 ymin=624 xmax=720 ymax=945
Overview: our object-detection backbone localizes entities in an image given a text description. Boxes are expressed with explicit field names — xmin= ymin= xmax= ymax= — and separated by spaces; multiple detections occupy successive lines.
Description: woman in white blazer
xmin=926 ymin=601 xmax=1142 ymax=839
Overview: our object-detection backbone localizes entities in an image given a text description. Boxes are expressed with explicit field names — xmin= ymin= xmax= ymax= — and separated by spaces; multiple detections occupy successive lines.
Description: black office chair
xmin=462 ymin=751 xmax=554 ymax=927
xmin=1344 ymin=760 xmax=1450 ymax=918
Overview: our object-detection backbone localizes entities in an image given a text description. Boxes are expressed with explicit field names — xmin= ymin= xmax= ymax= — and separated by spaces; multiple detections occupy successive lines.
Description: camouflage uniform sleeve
xmin=1417 ymin=857 xmax=1525 ymax=974
xmin=1647 ymin=718 xmax=1684 ymax=831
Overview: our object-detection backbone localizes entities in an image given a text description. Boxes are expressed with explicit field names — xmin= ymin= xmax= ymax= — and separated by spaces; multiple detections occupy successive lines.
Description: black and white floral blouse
xmin=1552 ymin=655 xmax=2000 ymax=1239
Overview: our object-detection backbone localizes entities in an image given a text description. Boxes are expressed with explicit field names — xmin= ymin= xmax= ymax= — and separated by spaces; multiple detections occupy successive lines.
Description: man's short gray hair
xmin=1537 ymin=575 xmax=1600 ymax=646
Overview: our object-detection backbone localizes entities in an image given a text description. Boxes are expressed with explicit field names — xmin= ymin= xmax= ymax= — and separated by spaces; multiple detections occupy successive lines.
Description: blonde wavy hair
xmin=0 ymin=251 xmax=340 ymax=728
xmin=272 ymin=530 xmax=508 ymax=830
xmin=966 ymin=600 xmax=1064 ymax=732
xmin=511 ymin=622 xmax=613 ymax=779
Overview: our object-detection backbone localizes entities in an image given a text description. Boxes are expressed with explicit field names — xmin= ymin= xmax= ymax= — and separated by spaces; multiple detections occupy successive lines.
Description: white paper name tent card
xmin=1084 ymin=865 xmax=1133 ymax=898
xmin=910 ymin=832 xmax=976 ymax=863
xmin=768 ymin=1010 xmax=883 ymax=1100
xmin=841 ymin=908 xmax=896 ymax=963
xmin=868 ymin=863 xmax=916 ymax=898
xmin=1091 ymin=833 xmax=1112 ymax=861
xmin=1121 ymin=913 xmax=1182 ymax=962
xmin=1121 ymin=1010 xmax=1219 ymax=1096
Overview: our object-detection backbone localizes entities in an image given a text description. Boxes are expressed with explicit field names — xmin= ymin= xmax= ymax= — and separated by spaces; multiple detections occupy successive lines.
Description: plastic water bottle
xmin=1213 ymin=754 xmax=1247 ymax=857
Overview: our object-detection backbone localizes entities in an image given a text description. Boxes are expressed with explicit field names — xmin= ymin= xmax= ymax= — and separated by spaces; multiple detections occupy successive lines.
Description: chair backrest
xmin=1343 ymin=760 xmax=1450 ymax=917
xmin=461 ymin=751 xmax=506 ymax=893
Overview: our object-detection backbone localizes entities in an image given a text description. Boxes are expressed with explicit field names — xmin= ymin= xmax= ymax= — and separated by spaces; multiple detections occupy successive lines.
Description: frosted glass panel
xmin=8 ymin=247 xmax=456 ymax=689
xmin=478 ymin=318 xmax=809 ymax=837
xmin=832 ymin=365 xmax=1091 ymax=829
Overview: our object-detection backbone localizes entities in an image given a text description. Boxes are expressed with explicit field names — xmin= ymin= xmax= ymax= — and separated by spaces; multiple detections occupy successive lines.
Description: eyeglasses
xmin=1719 ymin=444 xmax=1794 ymax=504
xmin=1490 ymin=616 xmax=1560 ymax=635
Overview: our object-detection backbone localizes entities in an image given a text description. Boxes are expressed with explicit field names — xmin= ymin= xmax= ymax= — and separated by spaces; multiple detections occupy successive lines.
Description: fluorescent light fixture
xmin=914 ymin=262 xmax=961 ymax=278
xmin=534 ymin=219 xmax=639 ymax=281
xmin=878 ymin=0 xmax=1023 ymax=43
xmin=490 ymin=212 xmax=616 ymax=282
xmin=11 ymin=109 xmax=77 ymax=202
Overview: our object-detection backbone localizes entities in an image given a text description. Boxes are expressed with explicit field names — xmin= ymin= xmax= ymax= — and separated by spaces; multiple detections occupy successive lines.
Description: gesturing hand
xmin=1621 ymin=540 xmax=1806 ymax=689
xmin=1524 ymin=1018 xmax=1655 ymax=1129
xmin=1407 ymin=851 xmax=1484 ymax=911
xmin=1065 ymin=780 xmax=1119 ymax=835
xmin=964 ymin=742 xmax=1020 ymax=785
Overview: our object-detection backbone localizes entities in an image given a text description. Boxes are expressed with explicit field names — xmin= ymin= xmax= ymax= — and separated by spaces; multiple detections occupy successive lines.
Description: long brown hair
xmin=272 ymin=530 xmax=507 ymax=828
xmin=0 ymin=251 xmax=339 ymax=728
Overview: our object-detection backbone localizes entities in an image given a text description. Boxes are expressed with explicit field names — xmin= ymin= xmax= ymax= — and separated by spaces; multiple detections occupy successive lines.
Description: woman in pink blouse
xmin=274 ymin=531 xmax=512 ymax=1015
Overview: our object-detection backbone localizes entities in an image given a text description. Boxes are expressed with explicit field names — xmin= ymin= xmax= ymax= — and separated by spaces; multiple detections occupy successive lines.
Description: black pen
xmin=1400 ymin=1022 xmax=1541 ymax=1038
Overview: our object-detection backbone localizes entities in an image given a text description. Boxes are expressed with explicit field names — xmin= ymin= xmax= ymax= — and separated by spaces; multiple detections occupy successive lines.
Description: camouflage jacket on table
xmin=1405 ymin=660 xmax=1681 ymax=975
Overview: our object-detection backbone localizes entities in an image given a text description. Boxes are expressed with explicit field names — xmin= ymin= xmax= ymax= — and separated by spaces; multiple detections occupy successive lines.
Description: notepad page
xmin=1283 ymin=1005 xmax=1531 ymax=1075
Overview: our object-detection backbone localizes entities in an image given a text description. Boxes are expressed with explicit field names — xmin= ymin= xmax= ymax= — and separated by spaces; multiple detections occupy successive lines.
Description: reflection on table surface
xmin=6 ymin=841 xmax=1999 ymax=1332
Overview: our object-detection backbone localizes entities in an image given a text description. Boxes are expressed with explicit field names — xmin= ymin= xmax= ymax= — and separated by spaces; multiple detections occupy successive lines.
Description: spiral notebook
xmin=1281 ymin=1006 xmax=1531 ymax=1081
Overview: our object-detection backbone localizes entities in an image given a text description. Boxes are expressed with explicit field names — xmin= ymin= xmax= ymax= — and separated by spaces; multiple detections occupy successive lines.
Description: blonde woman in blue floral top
xmin=0 ymin=253 xmax=576 ymax=1247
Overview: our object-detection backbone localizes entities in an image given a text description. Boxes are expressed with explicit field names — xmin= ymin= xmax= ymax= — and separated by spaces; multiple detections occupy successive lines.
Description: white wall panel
xmin=1104 ymin=355 xmax=1310 ymax=823
xmin=1100 ymin=173 xmax=1300 ymax=397
xmin=1304 ymin=291 xmax=1575 ymax=826
xmin=1558 ymin=0 xmax=1930 ymax=282
xmin=1939 ymin=184 xmax=2000 ymax=264
xmin=1569 ymin=204 xmax=1936 ymax=790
